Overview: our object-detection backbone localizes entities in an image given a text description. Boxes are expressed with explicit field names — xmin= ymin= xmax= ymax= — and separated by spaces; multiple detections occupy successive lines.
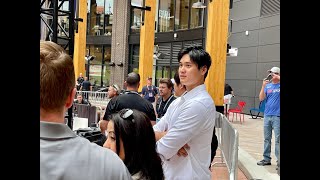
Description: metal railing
xmin=76 ymin=91 xmax=109 ymax=108
xmin=212 ymin=112 xmax=239 ymax=180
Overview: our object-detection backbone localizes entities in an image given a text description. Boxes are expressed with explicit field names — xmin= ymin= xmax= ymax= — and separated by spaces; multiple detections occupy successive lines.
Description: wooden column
xmin=73 ymin=0 xmax=87 ymax=80
xmin=138 ymin=0 xmax=156 ymax=92
xmin=205 ymin=0 xmax=230 ymax=109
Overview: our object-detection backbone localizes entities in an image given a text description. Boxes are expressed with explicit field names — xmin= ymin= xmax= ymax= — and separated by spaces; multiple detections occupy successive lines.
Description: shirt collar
xmin=40 ymin=121 xmax=77 ymax=139
xmin=182 ymin=84 xmax=206 ymax=101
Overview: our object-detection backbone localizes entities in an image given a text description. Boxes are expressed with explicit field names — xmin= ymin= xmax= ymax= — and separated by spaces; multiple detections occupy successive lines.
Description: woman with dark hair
xmin=103 ymin=109 xmax=164 ymax=180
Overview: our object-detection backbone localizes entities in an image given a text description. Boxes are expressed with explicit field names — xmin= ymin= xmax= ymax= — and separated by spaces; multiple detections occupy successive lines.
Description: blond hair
xmin=40 ymin=41 xmax=75 ymax=112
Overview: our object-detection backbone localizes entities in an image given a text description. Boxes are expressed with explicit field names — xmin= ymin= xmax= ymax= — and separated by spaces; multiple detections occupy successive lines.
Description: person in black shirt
xmin=99 ymin=72 xmax=156 ymax=134
xmin=224 ymin=83 xmax=234 ymax=96
xmin=80 ymin=77 xmax=92 ymax=91
xmin=76 ymin=73 xmax=84 ymax=90
xmin=224 ymin=83 xmax=234 ymax=113
xmin=156 ymin=78 xmax=176 ymax=119
xmin=74 ymin=93 xmax=90 ymax=105
xmin=80 ymin=77 xmax=92 ymax=100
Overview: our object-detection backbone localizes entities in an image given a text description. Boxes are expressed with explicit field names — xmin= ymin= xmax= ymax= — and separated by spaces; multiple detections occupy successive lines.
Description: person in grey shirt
xmin=40 ymin=41 xmax=132 ymax=180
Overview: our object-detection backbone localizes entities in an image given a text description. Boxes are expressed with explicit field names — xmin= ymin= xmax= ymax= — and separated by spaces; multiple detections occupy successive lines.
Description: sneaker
xmin=257 ymin=159 xmax=271 ymax=166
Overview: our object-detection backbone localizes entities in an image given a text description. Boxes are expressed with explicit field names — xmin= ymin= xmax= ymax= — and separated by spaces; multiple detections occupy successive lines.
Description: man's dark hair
xmin=111 ymin=109 xmax=164 ymax=180
xmin=126 ymin=72 xmax=140 ymax=87
xmin=173 ymin=72 xmax=181 ymax=85
xmin=178 ymin=45 xmax=212 ymax=80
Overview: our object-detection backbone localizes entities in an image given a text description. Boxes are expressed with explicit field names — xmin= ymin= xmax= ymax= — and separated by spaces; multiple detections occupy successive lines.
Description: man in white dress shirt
xmin=153 ymin=45 xmax=216 ymax=180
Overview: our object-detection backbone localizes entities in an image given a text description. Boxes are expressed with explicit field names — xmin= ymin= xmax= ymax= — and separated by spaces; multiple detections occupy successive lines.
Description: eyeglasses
xmin=119 ymin=108 xmax=135 ymax=123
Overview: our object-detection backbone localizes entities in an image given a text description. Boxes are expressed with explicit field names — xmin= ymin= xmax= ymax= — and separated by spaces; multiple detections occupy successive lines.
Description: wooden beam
xmin=138 ymin=0 xmax=156 ymax=92
xmin=73 ymin=0 xmax=87 ymax=80
xmin=205 ymin=0 xmax=230 ymax=106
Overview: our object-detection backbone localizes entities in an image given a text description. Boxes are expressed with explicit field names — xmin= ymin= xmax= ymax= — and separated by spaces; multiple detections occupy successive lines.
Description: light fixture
xmin=117 ymin=61 xmax=123 ymax=66
xmin=192 ymin=0 xmax=207 ymax=9
xmin=109 ymin=62 xmax=115 ymax=66
xmin=85 ymin=55 xmax=94 ymax=61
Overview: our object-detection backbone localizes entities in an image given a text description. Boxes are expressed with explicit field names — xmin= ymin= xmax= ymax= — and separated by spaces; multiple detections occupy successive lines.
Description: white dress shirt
xmin=153 ymin=84 xmax=216 ymax=180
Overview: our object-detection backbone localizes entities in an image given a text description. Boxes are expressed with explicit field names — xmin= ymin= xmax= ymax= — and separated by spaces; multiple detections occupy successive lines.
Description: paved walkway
xmin=211 ymin=113 xmax=280 ymax=179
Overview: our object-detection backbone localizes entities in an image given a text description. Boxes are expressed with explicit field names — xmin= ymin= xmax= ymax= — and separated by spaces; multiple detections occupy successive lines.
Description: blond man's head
xmin=40 ymin=41 xmax=75 ymax=113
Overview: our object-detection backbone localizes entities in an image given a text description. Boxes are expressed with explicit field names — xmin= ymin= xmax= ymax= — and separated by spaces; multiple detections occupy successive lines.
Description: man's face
xmin=108 ymin=86 xmax=117 ymax=98
xmin=147 ymin=78 xmax=152 ymax=85
xmin=77 ymin=95 xmax=83 ymax=102
xmin=179 ymin=54 xmax=206 ymax=89
xmin=159 ymin=83 xmax=171 ymax=97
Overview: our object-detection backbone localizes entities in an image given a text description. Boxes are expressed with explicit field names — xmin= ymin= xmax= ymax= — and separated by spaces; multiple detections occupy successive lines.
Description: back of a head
xmin=178 ymin=45 xmax=212 ymax=79
xmin=112 ymin=109 xmax=164 ymax=179
xmin=40 ymin=41 xmax=75 ymax=112
xmin=112 ymin=84 xmax=121 ymax=95
xmin=126 ymin=72 xmax=140 ymax=88
xmin=174 ymin=72 xmax=181 ymax=86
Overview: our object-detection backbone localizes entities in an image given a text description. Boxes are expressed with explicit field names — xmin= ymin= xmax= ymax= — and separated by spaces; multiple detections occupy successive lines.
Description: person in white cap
xmin=257 ymin=66 xmax=280 ymax=171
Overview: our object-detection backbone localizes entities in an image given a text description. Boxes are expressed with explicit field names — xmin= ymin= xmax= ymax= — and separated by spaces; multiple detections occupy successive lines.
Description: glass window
xmin=102 ymin=46 xmax=111 ymax=86
xmin=190 ymin=0 xmax=204 ymax=29
xmin=171 ymin=66 xmax=179 ymax=79
xmin=58 ymin=2 xmax=69 ymax=37
xmin=102 ymin=64 xmax=110 ymax=87
xmin=129 ymin=45 xmax=140 ymax=73
xmin=155 ymin=66 xmax=170 ymax=87
xmin=86 ymin=45 xmax=103 ymax=87
xmin=175 ymin=0 xmax=189 ymax=30
xmin=88 ymin=0 xmax=104 ymax=36
xmin=131 ymin=0 xmax=143 ymax=7
xmin=131 ymin=8 xmax=142 ymax=33
xmin=155 ymin=0 xmax=159 ymax=32
xmin=104 ymin=0 xmax=113 ymax=36
xmin=87 ymin=0 xmax=91 ymax=34
xmin=158 ymin=0 xmax=174 ymax=32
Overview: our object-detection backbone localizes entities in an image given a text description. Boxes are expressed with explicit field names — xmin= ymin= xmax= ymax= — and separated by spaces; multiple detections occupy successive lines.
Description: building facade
xmin=80 ymin=0 xmax=280 ymax=114
xmin=84 ymin=0 xmax=207 ymax=88
xmin=227 ymin=0 xmax=280 ymax=113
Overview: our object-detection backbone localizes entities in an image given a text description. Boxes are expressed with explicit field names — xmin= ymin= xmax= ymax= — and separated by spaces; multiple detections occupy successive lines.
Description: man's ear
xmin=178 ymin=84 xmax=184 ymax=89
xmin=201 ymin=65 xmax=208 ymax=76
xmin=66 ymin=88 xmax=76 ymax=109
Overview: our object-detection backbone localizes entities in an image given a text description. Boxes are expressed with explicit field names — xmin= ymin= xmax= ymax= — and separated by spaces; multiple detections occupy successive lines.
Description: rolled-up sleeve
xmin=156 ymin=101 xmax=207 ymax=160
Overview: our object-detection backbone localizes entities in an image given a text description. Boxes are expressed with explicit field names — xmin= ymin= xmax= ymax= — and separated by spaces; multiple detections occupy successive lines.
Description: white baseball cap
xmin=268 ymin=67 xmax=280 ymax=74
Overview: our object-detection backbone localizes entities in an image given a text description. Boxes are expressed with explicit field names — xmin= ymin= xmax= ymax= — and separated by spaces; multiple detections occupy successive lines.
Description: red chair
xmin=227 ymin=101 xmax=246 ymax=124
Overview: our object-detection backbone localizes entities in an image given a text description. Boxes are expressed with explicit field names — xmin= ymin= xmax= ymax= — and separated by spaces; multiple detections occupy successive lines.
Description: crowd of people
xmin=40 ymin=40 xmax=280 ymax=179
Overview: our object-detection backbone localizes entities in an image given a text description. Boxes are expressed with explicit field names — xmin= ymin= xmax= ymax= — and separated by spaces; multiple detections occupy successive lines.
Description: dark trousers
xmin=210 ymin=127 xmax=218 ymax=166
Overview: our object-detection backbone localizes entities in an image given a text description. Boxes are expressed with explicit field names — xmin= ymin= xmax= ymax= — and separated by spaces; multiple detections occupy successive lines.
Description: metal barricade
xmin=212 ymin=112 xmax=239 ymax=180
xmin=76 ymin=91 xmax=109 ymax=108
